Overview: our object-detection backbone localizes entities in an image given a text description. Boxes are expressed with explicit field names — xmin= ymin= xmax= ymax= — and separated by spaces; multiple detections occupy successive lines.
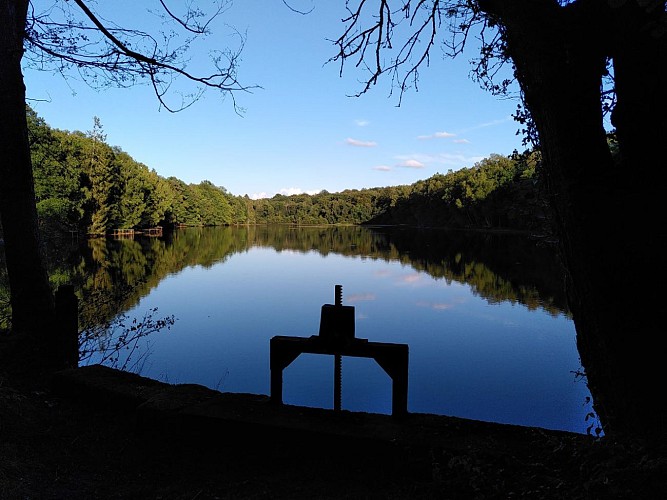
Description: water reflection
xmin=2 ymin=226 xmax=589 ymax=432
xmin=60 ymin=226 xmax=570 ymax=326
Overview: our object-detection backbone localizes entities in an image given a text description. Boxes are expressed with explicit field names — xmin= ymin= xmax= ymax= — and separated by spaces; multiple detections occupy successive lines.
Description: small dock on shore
xmin=108 ymin=226 xmax=163 ymax=239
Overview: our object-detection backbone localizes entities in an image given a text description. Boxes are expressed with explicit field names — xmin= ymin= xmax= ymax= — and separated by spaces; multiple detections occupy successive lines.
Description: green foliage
xmin=28 ymin=107 xmax=238 ymax=234
xmin=241 ymin=149 xmax=546 ymax=232
xmin=29 ymin=108 xmax=84 ymax=228
xmin=190 ymin=181 xmax=233 ymax=226
xmin=28 ymin=106 xmax=548 ymax=234
xmin=36 ymin=198 xmax=74 ymax=226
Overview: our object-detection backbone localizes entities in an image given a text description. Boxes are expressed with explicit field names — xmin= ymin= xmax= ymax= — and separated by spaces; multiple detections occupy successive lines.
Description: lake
xmin=71 ymin=225 xmax=593 ymax=434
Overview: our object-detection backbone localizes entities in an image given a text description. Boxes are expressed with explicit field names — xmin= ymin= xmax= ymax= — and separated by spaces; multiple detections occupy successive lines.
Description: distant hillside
xmin=26 ymin=106 xmax=551 ymax=236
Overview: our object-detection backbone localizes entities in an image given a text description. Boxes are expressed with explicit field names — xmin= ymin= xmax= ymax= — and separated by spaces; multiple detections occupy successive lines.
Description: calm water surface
xmin=80 ymin=226 xmax=592 ymax=434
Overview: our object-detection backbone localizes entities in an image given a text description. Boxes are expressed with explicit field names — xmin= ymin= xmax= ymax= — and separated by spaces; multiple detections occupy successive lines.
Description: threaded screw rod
xmin=334 ymin=353 xmax=342 ymax=411
xmin=334 ymin=284 xmax=344 ymax=411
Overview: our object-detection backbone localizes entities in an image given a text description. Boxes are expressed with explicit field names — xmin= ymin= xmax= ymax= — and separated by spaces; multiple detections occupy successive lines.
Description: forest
xmin=22 ymin=106 xmax=551 ymax=237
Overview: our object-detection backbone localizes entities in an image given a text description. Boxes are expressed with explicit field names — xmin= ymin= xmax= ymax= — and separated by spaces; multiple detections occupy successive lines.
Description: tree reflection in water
xmin=1 ymin=226 xmax=584 ymax=431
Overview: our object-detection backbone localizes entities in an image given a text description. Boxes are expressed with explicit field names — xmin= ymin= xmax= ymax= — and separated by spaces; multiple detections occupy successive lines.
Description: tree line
xmin=245 ymin=149 xmax=545 ymax=231
xmin=26 ymin=106 xmax=548 ymax=236
xmin=28 ymin=107 xmax=233 ymax=233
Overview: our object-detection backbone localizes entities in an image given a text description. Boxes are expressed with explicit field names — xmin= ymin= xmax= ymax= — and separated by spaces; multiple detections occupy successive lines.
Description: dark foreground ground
xmin=1 ymin=335 xmax=665 ymax=499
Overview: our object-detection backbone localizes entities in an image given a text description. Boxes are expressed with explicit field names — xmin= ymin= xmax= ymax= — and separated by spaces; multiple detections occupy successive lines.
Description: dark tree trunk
xmin=483 ymin=0 xmax=666 ymax=441
xmin=602 ymin=1 xmax=667 ymax=440
xmin=0 ymin=0 xmax=56 ymax=337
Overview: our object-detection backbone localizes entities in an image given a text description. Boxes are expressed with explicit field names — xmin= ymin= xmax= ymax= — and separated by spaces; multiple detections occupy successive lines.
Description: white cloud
xmin=279 ymin=187 xmax=304 ymax=196
xmin=346 ymin=137 xmax=377 ymax=147
xmin=347 ymin=293 xmax=376 ymax=303
xmin=416 ymin=301 xmax=455 ymax=310
xmin=355 ymin=119 xmax=370 ymax=127
xmin=458 ymin=116 xmax=513 ymax=133
xmin=250 ymin=187 xmax=320 ymax=199
xmin=417 ymin=131 xmax=456 ymax=140
xmin=395 ymin=153 xmax=433 ymax=163
xmin=279 ymin=187 xmax=320 ymax=196
xmin=453 ymin=138 xmax=471 ymax=144
xmin=373 ymin=165 xmax=392 ymax=171
xmin=407 ymin=152 xmax=482 ymax=168
xmin=433 ymin=156 xmax=484 ymax=169
xmin=435 ymin=153 xmax=469 ymax=165
xmin=397 ymin=159 xmax=425 ymax=169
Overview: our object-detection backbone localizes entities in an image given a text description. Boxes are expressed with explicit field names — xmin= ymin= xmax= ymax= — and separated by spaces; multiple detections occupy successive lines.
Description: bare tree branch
xmin=328 ymin=1 xmax=496 ymax=106
xmin=23 ymin=0 xmax=259 ymax=113
xmin=157 ymin=0 xmax=228 ymax=34
xmin=282 ymin=0 xmax=315 ymax=15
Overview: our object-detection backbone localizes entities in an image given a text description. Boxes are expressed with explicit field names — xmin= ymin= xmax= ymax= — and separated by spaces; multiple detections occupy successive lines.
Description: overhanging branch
xmin=24 ymin=0 xmax=258 ymax=113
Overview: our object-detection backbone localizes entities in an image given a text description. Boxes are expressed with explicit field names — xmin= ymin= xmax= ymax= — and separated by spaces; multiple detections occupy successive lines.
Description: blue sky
xmin=24 ymin=1 xmax=525 ymax=199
